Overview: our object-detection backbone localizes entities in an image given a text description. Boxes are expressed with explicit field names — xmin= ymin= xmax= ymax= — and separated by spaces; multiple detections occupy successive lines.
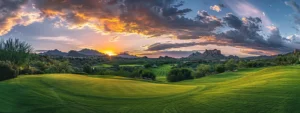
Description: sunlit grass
xmin=1 ymin=65 xmax=300 ymax=113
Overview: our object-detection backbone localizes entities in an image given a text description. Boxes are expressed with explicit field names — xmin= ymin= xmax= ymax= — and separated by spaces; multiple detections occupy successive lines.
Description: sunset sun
xmin=104 ymin=50 xmax=116 ymax=56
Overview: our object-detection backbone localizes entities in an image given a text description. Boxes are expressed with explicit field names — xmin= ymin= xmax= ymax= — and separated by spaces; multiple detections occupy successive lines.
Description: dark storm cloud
xmin=218 ymin=14 xmax=287 ymax=50
xmin=146 ymin=39 xmax=229 ymax=51
xmin=0 ymin=0 xmax=298 ymax=56
xmin=146 ymin=13 xmax=293 ymax=55
xmin=32 ymin=0 xmax=221 ymax=38
xmin=146 ymin=42 xmax=200 ymax=51
xmin=223 ymin=13 xmax=243 ymax=29
xmin=218 ymin=14 xmax=267 ymax=46
xmin=0 ymin=0 xmax=28 ymax=35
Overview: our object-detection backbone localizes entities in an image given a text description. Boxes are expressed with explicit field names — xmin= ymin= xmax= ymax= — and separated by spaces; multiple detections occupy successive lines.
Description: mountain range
xmin=187 ymin=49 xmax=239 ymax=60
xmin=40 ymin=49 xmax=106 ymax=57
xmin=39 ymin=49 xmax=138 ymax=58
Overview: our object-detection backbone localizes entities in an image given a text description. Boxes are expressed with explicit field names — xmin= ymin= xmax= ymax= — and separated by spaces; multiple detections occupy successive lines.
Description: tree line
xmin=0 ymin=38 xmax=299 ymax=82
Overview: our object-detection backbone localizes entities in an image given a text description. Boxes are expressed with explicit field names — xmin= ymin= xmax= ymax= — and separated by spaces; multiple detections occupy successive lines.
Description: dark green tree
xmin=225 ymin=59 xmax=237 ymax=71
xmin=0 ymin=61 xmax=18 ymax=81
xmin=0 ymin=39 xmax=32 ymax=66
xmin=167 ymin=68 xmax=193 ymax=82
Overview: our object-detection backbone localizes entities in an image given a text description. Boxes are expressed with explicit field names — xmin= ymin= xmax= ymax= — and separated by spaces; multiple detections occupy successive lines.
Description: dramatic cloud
xmin=145 ymin=14 xmax=297 ymax=55
xmin=0 ymin=0 xmax=43 ymax=36
xmin=30 ymin=0 xmax=221 ymax=39
xmin=224 ymin=0 xmax=272 ymax=27
xmin=218 ymin=14 xmax=289 ymax=52
xmin=287 ymin=34 xmax=300 ymax=44
xmin=1 ymin=0 xmax=299 ymax=57
xmin=146 ymin=36 xmax=229 ymax=51
xmin=146 ymin=42 xmax=200 ymax=51
xmin=240 ymin=49 xmax=276 ymax=56
xmin=223 ymin=13 xmax=243 ymax=29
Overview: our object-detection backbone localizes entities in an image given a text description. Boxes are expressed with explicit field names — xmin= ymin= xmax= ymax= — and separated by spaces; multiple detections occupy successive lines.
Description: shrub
xmin=140 ymin=70 xmax=156 ymax=80
xmin=112 ymin=64 xmax=120 ymax=70
xmin=238 ymin=61 xmax=247 ymax=68
xmin=167 ymin=68 xmax=193 ymax=82
xmin=225 ymin=59 xmax=237 ymax=71
xmin=144 ymin=63 xmax=152 ymax=68
xmin=20 ymin=66 xmax=43 ymax=75
xmin=44 ymin=60 xmax=74 ymax=73
xmin=215 ymin=64 xmax=226 ymax=73
xmin=83 ymin=65 xmax=93 ymax=74
xmin=30 ymin=61 xmax=48 ymax=72
xmin=0 ymin=61 xmax=18 ymax=81
xmin=194 ymin=64 xmax=211 ymax=78
xmin=131 ymin=69 xmax=156 ymax=80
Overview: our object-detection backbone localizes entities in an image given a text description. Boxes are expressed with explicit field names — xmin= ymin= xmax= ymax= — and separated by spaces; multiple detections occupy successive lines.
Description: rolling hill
xmin=1 ymin=65 xmax=300 ymax=113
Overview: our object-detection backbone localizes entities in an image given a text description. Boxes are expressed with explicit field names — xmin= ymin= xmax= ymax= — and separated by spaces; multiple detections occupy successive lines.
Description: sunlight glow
xmin=104 ymin=50 xmax=116 ymax=56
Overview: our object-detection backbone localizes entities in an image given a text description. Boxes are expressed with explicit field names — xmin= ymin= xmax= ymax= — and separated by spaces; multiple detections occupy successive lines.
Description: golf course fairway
xmin=1 ymin=65 xmax=300 ymax=113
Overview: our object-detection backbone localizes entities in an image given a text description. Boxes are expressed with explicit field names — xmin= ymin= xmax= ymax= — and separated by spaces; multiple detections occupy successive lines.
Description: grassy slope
xmin=150 ymin=65 xmax=172 ymax=82
xmin=1 ymin=65 xmax=300 ymax=113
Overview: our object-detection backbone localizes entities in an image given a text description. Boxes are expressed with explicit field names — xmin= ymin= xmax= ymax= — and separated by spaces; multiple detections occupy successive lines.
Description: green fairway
xmin=1 ymin=65 xmax=300 ymax=113
xmin=150 ymin=64 xmax=173 ymax=82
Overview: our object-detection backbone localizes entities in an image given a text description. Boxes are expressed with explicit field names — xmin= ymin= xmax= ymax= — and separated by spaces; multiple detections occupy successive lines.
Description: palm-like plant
xmin=0 ymin=38 xmax=33 ymax=66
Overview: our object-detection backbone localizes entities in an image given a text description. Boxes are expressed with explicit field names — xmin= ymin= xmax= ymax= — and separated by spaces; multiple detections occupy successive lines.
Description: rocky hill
xmin=116 ymin=52 xmax=138 ymax=59
xmin=187 ymin=49 xmax=238 ymax=60
xmin=40 ymin=49 xmax=106 ymax=57
xmin=40 ymin=49 xmax=67 ymax=56
xmin=67 ymin=50 xmax=87 ymax=57
xmin=78 ymin=49 xmax=106 ymax=56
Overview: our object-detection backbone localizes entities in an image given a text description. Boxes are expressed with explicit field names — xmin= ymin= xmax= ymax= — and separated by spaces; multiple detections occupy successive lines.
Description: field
xmin=150 ymin=65 xmax=173 ymax=82
xmin=1 ymin=65 xmax=300 ymax=113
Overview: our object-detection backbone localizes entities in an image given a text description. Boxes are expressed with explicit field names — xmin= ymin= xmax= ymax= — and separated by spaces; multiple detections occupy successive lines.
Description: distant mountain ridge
xmin=116 ymin=52 xmax=138 ymax=59
xmin=187 ymin=49 xmax=239 ymax=60
xmin=40 ymin=49 xmax=67 ymax=56
xmin=40 ymin=49 xmax=105 ymax=57
xmin=78 ymin=49 xmax=106 ymax=56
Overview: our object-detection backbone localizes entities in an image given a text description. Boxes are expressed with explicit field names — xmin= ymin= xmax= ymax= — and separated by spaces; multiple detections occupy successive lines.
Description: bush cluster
xmin=167 ymin=68 xmax=193 ymax=82
xmin=131 ymin=69 xmax=156 ymax=80
xmin=0 ymin=61 xmax=18 ymax=81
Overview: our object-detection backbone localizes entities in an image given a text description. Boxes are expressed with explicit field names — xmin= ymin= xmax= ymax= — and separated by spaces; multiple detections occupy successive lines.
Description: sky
xmin=1 ymin=0 xmax=300 ymax=58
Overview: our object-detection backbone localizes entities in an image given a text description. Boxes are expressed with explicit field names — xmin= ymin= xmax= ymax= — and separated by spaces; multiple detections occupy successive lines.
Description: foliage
xmin=275 ymin=53 xmax=299 ymax=65
xmin=0 ymin=39 xmax=32 ymax=66
xmin=194 ymin=64 xmax=211 ymax=78
xmin=83 ymin=64 xmax=93 ymax=74
xmin=167 ymin=68 xmax=193 ymax=82
xmin=44 ymin=60 xmax=74 ymax=73
xmin=225 ymin=59 xmax=237 ymax=71
xmin=131 ymin=69 xmax=156 ymax=80
xmin=140 ymin=70 xmax=156 ymax=80
xmin=238 ymin=61 xmax=247 ymax=68
xmin=144 ymin=63 xmax=153 ymax=68
xmin=20 ymin=66 xmax=43 ymax=75
xmin=215 ymin=64 xmax=226 ymax=73
xmin=0 ymin=61 xmax=18 ymax=81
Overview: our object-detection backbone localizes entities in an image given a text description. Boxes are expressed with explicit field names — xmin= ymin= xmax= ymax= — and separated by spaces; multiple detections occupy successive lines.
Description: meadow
xmin=1 ymin=65 xmax=300 ymax=113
